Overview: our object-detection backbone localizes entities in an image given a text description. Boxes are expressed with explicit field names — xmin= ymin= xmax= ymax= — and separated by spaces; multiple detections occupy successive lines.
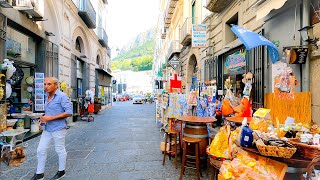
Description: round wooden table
xmin=225 ymin=117 xmax=253 ymax=124
xmin=176 ymin=116 xmax=216 ymax=158
xmin=177 ymin=115 xmax=216 ymax=123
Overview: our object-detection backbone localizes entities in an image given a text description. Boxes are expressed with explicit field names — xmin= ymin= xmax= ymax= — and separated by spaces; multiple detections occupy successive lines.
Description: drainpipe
xmin=302 ymin=0 xmax=310 ymax=92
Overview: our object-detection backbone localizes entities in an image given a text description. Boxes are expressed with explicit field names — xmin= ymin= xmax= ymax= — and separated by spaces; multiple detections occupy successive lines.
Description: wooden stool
xmin=180 ymin=137 xmax=202 ymax=180
xmin=162 ymin=129 xmax=180 ymax=169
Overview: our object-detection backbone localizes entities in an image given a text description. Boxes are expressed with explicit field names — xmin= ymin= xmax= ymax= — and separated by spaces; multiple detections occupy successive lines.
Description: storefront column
xmin=302 ymin=0 xmax=310 ymax=91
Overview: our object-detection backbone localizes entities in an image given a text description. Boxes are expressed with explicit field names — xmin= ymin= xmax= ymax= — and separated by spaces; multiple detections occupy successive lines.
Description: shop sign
xmin=192 ymin=24 xmax=207 ymax=48
xmin=285 ymin=47 xmax=309 ymax=64
xmin=225 ymin=51 xmax=246 ymax=70
xmin=167 ymin=55 xmax=181 ymax=70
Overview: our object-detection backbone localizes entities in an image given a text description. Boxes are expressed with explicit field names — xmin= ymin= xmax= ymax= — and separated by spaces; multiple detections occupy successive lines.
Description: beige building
xmin=0 ymin=0 xmax=112 ymax=105
xmin=154 ymin=0 xmax=320 ymax=121
xmin=153 ymin=0 xmax=208 ymax=94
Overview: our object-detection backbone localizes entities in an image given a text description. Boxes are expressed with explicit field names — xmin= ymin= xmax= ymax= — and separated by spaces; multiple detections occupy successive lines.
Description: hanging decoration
xmin=242 ymin=72 xmax=254 ymax=99
xmin=274 ymin=66 xmax=295 ymax=100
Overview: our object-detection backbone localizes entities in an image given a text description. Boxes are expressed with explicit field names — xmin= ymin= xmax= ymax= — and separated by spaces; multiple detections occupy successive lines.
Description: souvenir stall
xmin=0 ymin=59 xmax=45 ymax=137
xmin=204 ymin=26 xmax=318 ymax=180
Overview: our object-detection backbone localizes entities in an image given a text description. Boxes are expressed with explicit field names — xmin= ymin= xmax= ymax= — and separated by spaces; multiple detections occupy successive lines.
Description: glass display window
xmin=6 ymin=26 xmax=36 ymax=64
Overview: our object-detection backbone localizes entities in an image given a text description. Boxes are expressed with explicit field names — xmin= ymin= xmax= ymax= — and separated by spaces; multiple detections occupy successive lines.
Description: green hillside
xmin=111 ymin=28 xmax=155 ymax=71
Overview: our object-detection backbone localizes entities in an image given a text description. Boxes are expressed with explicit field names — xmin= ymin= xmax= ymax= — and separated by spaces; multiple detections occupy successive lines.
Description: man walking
xmin=31 ymin=77 xmax=73 ymax=180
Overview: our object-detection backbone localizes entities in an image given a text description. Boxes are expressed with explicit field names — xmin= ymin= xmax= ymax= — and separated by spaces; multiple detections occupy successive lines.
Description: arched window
xmin=75 ymin=37 xmax=81 ymax=53
xmin=96 ymin=55 xmax=100 ymax=65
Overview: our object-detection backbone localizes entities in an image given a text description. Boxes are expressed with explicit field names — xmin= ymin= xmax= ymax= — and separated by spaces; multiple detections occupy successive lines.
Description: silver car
xmin=132 ymin=95 xmax=145 ymax=104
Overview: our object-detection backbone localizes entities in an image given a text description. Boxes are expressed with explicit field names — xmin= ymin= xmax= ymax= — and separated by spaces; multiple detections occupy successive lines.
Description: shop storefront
xmin=0 ymin=14 xmax=57 ymax=138
xmin=206 ymin=44 xmax=265 ymax=111
xmin=95 ymin=68 xmax=112 ymax=108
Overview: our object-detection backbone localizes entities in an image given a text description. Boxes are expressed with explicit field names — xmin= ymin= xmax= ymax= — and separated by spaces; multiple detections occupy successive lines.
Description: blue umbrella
xmin=230 ymin=25 xmax=279 ymax=63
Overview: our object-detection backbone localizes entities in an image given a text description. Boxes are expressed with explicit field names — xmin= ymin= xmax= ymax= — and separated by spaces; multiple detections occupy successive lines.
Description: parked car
xmin=119 ymin=94 xmax=129 ymax=101
xmin=132 ymin=95 xmax=145 ymax=104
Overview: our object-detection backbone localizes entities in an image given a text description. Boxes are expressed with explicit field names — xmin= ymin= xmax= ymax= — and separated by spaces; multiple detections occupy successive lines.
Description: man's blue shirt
xmin=44 ymin=90 xmax=73 ymax=132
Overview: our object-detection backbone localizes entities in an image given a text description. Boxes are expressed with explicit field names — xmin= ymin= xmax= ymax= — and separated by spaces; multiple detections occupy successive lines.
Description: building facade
xmin=0 ymin=0 xmax=112 ymax=106
xmin=154 ymin=0 xmax=320 ymax=121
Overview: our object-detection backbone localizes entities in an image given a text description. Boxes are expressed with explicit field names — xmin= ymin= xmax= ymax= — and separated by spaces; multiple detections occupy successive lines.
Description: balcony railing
xmin=12 ymin=0 xmax=43 ymax=18
xmin=74 ymin=0 xmax=96 ymax=29
xmin=205 ymin=0 xmax=235 ymax=13
xmin=180 ymin=17 xmax=197 ymax=46
xmin=164 ymin=0 xmax=178 ymax=29
xmin=167 ymin=40 xmax=181 ymax=59
xmin=97 ymin=27 xmax=108 ymax=48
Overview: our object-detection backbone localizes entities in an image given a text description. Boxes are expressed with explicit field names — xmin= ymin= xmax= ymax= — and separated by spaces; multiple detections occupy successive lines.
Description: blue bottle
xmin=240 ymin=118 xmax=253 ymax=147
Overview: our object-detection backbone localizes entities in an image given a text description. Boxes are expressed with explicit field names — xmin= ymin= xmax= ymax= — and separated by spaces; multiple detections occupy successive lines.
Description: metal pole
xmin=302 ymin=0 xmax=310 ymax=92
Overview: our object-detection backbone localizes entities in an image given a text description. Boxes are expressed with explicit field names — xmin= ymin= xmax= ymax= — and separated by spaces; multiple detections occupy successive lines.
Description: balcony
xmin=74 ymin=0 xmax=96 ymax=29
xmin=205 ymin=0 xmax=235 ymax=13
xmin=97 ymin=27 xmax=108 ymax=48
xmin=164 ymin=0 xmax=178 ymax=29
xmin=167 ymin=40 xmax=181 ymax=59
xmin=180 ymin=17 xmax=195 ymax=46
xmin=12 ymin=0 xmax=43 ymax=19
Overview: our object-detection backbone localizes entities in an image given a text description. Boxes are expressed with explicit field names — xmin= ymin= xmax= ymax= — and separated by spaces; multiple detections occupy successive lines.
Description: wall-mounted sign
xmin=225 ymin=51 xmax=246 ymax=70
xmin=284 ymin=47 xmax=308 ymax=64
xmin=167 ymin=55 xmax=181 ymax=70
xmin=192 ymin=24 xmax=207 ymax=48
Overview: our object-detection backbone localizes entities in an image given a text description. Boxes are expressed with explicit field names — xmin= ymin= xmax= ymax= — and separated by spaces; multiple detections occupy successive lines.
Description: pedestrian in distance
xmin=31 ymin=77 xmax=73 ymax=180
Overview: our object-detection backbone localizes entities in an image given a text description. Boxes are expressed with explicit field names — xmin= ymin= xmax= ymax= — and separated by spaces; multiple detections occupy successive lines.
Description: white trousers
xmin=36 ymin=129 xmax=67 ymax=174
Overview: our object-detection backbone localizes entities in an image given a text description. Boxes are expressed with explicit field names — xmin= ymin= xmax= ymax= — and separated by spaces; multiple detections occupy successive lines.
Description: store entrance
xmin=223 ymin=70 xmax=246 ymax=98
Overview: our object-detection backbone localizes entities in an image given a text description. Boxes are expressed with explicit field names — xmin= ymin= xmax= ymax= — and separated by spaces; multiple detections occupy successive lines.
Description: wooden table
xmin=176 ymin=116 xmax=216 ymax=158
xmin=226 ymin=117 xmax=253 ymax=124
xmin=177 ymin=115 xmax=216 ymax=123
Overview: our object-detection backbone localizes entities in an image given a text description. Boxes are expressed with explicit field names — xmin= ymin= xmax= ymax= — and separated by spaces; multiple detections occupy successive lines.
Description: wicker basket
xmin=255 ymin=139 xmax=297 ymax=158
xmin=288 ymin=138 xmax=320 ymax=159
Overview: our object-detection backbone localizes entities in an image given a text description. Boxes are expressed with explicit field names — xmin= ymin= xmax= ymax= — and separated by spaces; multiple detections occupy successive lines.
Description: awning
xmin=96 ymin=68 xmax=112 ymax=86
xmin=95 ymin=68 xmax=113 ymax=77
xmin=256 ymin=0 xmax=288 ymax=20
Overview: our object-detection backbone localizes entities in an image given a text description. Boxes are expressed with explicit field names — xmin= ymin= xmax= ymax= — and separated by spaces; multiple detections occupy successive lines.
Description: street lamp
xmin=298 ymin=26 xmax=319 ymax=49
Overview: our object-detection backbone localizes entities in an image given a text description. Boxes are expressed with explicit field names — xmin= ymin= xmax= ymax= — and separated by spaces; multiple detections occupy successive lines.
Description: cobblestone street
xmin=0 ymin=101 xmax=210 ymax=180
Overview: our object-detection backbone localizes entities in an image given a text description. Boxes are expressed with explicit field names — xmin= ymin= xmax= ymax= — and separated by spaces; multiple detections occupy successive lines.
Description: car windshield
xmin=134 ymin=95 xmax=144 ymax=98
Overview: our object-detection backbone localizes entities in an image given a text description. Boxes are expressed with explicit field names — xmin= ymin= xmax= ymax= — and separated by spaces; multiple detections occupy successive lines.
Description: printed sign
xmin=34 ymin=72 xmax=45 ymax=111
xmin=225 ymin=51 xmax=246 ymax=70
xmin=289 ymin=48 xmax=308 ymax=64
xmin=192 ymin=24 xmax=207 ymax=48
xmin=167 ymin=55 xmax=181 ymax=70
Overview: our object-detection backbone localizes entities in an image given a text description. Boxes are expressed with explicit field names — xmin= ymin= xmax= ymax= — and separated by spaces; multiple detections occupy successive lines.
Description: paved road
xmin=1 ymin=101 xmax=211 ymax=180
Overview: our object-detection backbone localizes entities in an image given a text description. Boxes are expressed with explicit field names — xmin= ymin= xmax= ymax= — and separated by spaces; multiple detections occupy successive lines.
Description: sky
xmin=107 ymin=0 xmax=160 ymax=51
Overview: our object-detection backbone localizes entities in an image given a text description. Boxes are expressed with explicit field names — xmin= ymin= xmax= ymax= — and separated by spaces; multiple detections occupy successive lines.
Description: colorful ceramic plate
xmin=26 ymin=76 xmax=34 ymax=85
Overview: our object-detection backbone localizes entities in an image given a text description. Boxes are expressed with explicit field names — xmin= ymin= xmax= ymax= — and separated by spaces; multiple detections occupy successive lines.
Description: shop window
xmin=6 ymin=26 xmax=36 ymax=64
xmin=45 ymin=41 xmax=59 ymax=78
xmin=225 ymin=13 xmax=238 ymax=45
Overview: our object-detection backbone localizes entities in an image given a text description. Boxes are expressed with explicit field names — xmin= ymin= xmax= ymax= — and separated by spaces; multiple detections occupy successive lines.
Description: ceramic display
xmin=27 ymin=86 xmax=33 ymax=93
xmin=6 ymin=82 xmax=12 ymax=98
xmin=26 ymin=76 xmax=34 ymax=85
xmin=10 ymin=67 xmax=24 ymax=85
xmin=11 ymin=92 xmax=17 ymax=97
